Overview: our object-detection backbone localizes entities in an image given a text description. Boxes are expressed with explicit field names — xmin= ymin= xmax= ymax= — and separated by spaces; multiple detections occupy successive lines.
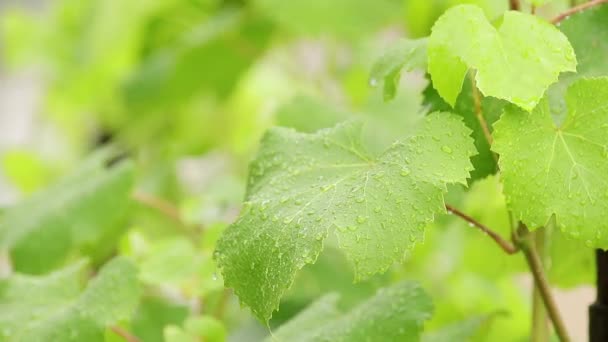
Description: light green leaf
xmin=139 ymin=238 xmax=198 ymax=286
xmin=252 ymin=0 xmax=399 ymax=37
xmin=270 ymin=281 xmax=433 ymax=342
xmin=428 ymin=5 xmax=576 ymax=111
xmin=131 ymin=297 xmax=189 ymax=342
xmin=548 ymin=4 xmax=608 ymax=116
xmin=269 ymin=294 xmax=341 ymax=341
xmin=164 ymin=316 xmax=226 ymax=342
xmin=215 ymin=113 xmax=475 ymax=321
xmin=526 ymin=0 xmax=554 ymax=6
xmin=275 ymin=95 xmax=350 ymax=133
xmin=369 ymin=38 xmax=427 ymax=101
xmin=493 ymin=77 xmax=608 ymax=247
xmin=422 ymin=314 xmax=498 ymax=342
xmin=545 ymin=219 xmax=594 ymax=287
xmin=0 ymin=151 xmax=134 ymax=274
xmin=0 ymin=257 xmax=140 ymax=342
xmin=423 ymin=74 xmax=505 ymax=181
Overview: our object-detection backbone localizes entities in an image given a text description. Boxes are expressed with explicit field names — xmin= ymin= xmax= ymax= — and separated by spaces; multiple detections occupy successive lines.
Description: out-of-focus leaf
xmin=0 ymin=257 xmax=140 ymax=342
xmin=268 ymin=294 xmax=341 ymax=341
xmin=164 ymin=316 xmax=227 ymax=342
xmin=369 ymin=38 xmax=427 ymax=101
xmin=422 ymin=314 xmax=499 ymax=342
xmin=270 ymin=281 xmax=433 ymax=341
xmin=275 ymin=95 xmax=350 ymax=133
xmin=548 ymin=4 xmax=608 ymax=117
xmin=124 ymin=10 xmax=273 ymax=108
xmin=252 ymin=0 xmax=400 ymax=37
xmin=131 ymin=296 xmax=189 ymax=342
xmin=1 ymin=150 xmax=54 ymax=194
xmin=0 ymin=151 xmax=134 ymax=274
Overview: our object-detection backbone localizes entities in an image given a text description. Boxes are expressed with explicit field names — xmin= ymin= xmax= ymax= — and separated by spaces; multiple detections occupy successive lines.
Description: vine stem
xmin=111 ymin=326 xmax=140 ymax=342
xmin=468 ymin=73 xmax=500 ymax=167
xmin=131 ymin=191 xmax=200 ymax=239
xmin=531 ymin=229 xmax=550 ymax=342
xmin=514 ymin=225 xmax=571 ymax=342
xmin=445 ymin=204 xmax=518 ymax=254
xmin=131 ymin=191 xmax=184 ymax=224
xmin=551 ymin=0 xmax=608 ymax=24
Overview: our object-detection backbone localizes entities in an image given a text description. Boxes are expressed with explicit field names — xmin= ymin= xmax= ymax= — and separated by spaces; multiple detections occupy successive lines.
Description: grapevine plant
xmin=214 ymin=2 xmax=608 ymax=341
xmin=0 ymin=0 xmax=607 ymax=341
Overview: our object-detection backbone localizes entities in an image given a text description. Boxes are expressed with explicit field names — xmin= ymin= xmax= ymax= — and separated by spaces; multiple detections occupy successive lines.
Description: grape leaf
xmin=164 ymin=316 xmax=226 ymax=342
xmin=548 ymin=4 xmax=608 ymax=116
xmin=252 ymin=0 xmax=400 ymax=37
xmin=275 ymin=95 xmax=350 ymax=133
xmin=0 ymin=257 xmax=140 ymax=342
xmin=0 ymin=152 xmax=134 ymax=274
xmin=423 ymin=75 xmax=505 ymax=181
xmin=269 ymin=281 xmax=433 ymax=342
xmin=268 ymin=294 xmax=341 ymax=342
xmin=215 ymin=113 xmax=475 ymax=321
xmin=422 ymin=314 xmax=498 ymax=342
xmin=369 ymin=38 xmax=427 ymax=101
xmin=545 ymin=220 xmax=594 ymax=287
xmin=428 ymin=4 xmax=576 ymax=111
xmin=493 ymin=77 xmax=608 ymax=247
xmin=131 ymin=296 xmax=189 ymax=342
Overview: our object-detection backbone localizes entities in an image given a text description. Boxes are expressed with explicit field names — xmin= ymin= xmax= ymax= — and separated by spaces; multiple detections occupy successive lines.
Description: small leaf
xmin=428 ymin=5 xmax=576 ymax=111
xmin=423 ymin=74 xmax=506 ymax=181
xmin=0 ymin=257 xmax=140 ymax=342
xmin=270 ymin=281 xmax=433 ymax=342
xmin=215 ymin=113 xmax=475 ymax=321
xmin=493 ymin=77 xmax=608 ymax=247
xmin=369 ymin=38 xmax=427 ymax=101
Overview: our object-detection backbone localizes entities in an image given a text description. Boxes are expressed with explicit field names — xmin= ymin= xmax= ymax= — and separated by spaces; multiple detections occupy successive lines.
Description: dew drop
xmin=441 ymin=145 xmax=453 ymax=154
xmin=356 ymin=216 xmax=368 ymax=224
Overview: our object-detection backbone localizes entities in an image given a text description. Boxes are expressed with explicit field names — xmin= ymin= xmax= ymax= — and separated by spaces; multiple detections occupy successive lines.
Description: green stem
xmin=551 ymin=0 xmax=608 ymax=24
xmin=446 ymin=204 xmax=518 ymax=254
xmin=531 ymin=229 xmax=549 ymax=342
xmin=514 ymin=225 xmax=570 ymax=342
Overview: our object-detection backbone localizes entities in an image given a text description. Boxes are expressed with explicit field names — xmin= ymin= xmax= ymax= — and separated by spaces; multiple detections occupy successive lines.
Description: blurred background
xmin=0 ymin=0 xmax=596 ymax=341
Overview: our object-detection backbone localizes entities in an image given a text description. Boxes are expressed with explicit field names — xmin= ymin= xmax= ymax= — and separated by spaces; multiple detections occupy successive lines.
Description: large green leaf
xmin=0 ymin=152 xmax=134 ymax=274
xmin=428 ymin=4 xmax=576 ymax=111
xmin=215 ymin=113 xmax=475 ymax=321
xmin=493 ymin=77 xmax=608 ymax=247
xmin=0 ymin=257 xmax=140 ymax=342
xmin=269 ymin=281 xmax=433 ymax=342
